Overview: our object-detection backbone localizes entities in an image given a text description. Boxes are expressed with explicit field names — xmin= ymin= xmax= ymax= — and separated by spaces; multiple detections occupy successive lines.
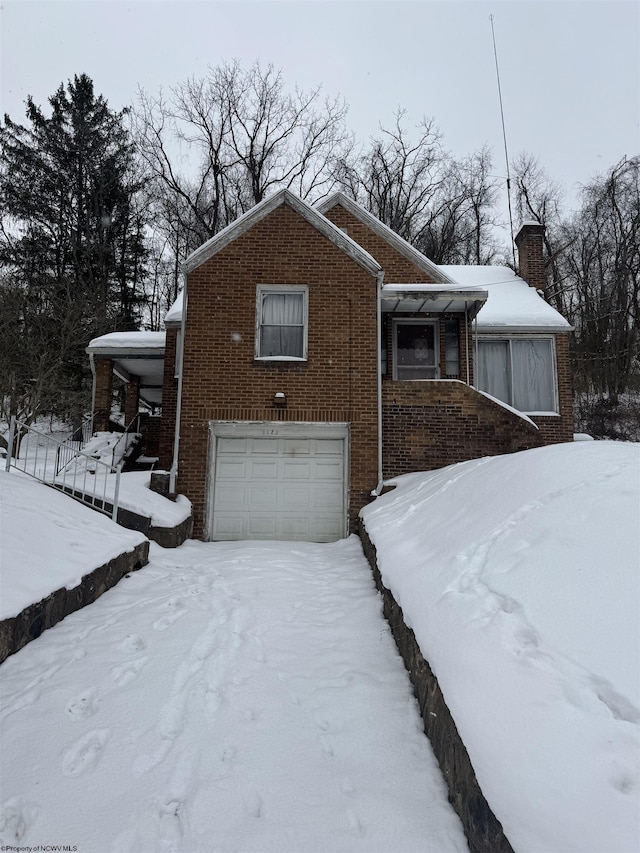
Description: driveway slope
xmin=0 ymin=538 xmax=466 ymax=853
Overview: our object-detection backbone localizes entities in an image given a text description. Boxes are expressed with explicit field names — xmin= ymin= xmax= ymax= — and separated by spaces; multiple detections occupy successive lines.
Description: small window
xmin=393 ymin=320 xmax=439 ymax=380
xmin=476 ymin=337 xmax=557 ymax=413
xmin=256 ymin=287 xmax=308 ymax=360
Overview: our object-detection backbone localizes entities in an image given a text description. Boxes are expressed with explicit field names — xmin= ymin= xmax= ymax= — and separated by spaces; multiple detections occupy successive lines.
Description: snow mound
xmin=361 ymin=441 xmax=640 ymax=853
xmin=0 ymin=471 xmax=147 ymax=620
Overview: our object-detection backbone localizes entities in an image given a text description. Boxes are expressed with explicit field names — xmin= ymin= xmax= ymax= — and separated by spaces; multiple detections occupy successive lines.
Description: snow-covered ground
xmin=0 ymin=471 xmax=147 ymax=620
xmin=0 ymin=535 xmax=467 ymax=852
xmin=362 ymin=441 xmax=640 ymax=853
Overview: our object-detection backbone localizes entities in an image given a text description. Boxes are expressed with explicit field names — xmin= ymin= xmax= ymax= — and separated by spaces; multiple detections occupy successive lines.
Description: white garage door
xmin=209 ymin=424 xmax=348 ymax=542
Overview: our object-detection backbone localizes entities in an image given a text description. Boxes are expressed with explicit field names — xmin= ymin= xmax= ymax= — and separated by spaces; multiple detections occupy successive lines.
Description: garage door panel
xmin=214 ymin=484 xmax=248 ymax=510
xmin=248 ymin=459 xmax=279 ymax=479
xmin=311 ymin=485 xmax=343 ymax=509
xmin=211 ymin=428 xmax=347 ymax=542
xmin=251 ymin=438 xmax=280 ymax=454
xmin=281 ymin=459 xmax=311 ymax=479
xmin=281 ymin=516 xmax=312 ymax=537
xmin=214 ymin=515 xmax=245 ymax=538
xmin=312 ymin=459 xmax=344 ymax=480
xmin=247 ymin=515 xmax=279 ymax=537
xmin=313 ymin=439 xmax=343 ymax=455
xmin=311 ymin=515 xmax=344 ymax=540
xmin=216 ymin=458 xmax=247 ymax=480
xmin=281 ymin=485 xmax=312 ymax=510
xmin=218 ymin=437 xmax=246 ymax=454
xmin=281 ymin=439 xmax=311 ymax=456
xmin=247 ymin=485 xmax=279 ymax=509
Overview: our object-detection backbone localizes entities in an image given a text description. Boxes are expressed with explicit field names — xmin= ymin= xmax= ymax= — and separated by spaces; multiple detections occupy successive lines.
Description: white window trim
xmin=476 ymin=334 xmax=559 ymax=415
xmin=255 ymin=285 xmax=308 ymax=361
xmin=392 ymin=318 xmax=440 ymax=380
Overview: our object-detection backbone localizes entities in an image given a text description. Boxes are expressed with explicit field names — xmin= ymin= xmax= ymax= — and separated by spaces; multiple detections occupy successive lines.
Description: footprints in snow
xmin=62 ymin=728 xmax=110 ymax=777
xmin=60 ymin=610 xmax=185 ymax=779
xmin=66 ymin=688 xmax=99 ymax=720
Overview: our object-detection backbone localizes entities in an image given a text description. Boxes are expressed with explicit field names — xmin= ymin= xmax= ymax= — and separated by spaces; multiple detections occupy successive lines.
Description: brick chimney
xmin=515 ymin=222 xmax=546 ymax=294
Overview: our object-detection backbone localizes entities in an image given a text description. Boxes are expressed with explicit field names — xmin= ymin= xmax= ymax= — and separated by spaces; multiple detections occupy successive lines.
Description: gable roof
xmin=316 ymin=192 xmax=456 ymax=285
xmin=183 ymin=189 xmax=381 ymax=277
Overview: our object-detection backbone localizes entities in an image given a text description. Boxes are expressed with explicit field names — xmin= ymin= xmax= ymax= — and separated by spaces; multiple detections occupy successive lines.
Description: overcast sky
xmin=1 ymin=0 xmax=638 ymax=218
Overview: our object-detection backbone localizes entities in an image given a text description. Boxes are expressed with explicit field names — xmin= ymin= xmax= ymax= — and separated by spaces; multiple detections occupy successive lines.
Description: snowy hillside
xmin=361 ymin=441 xmax=640 ymax=853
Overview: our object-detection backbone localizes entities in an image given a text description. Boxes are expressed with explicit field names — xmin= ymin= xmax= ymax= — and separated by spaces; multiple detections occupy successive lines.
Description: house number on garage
xmin=261 ymin=428 xmax=280 ymax=435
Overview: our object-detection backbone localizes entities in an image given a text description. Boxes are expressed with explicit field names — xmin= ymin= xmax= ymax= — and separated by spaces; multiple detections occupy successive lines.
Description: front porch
xmin=87 ymin=331 xmax=166 ymax=459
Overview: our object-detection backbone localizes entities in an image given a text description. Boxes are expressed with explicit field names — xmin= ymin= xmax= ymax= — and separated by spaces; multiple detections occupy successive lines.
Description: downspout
xmin=474 ymin=314 xmax=479 ymax=388
xmin=169 ymin=271 xmax=188 ymax=494
xmin=465 ymin=304 xmax=470 ymax=384
xmin=374 ymin=269 xmax=385 ymax=496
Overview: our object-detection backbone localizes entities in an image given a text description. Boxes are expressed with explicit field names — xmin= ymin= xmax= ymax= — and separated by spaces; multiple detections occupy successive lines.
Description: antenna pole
xmin=490 ymin=14 xmax=517 ymax=268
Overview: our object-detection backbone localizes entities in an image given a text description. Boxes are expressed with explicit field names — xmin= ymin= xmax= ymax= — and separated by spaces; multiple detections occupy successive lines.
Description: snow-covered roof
xmin=184 ymin=189 xmax=382 ymax=277
xmin=440 ymin=266 xmax=573 ymax=332
xmin=86 ymin=331 xmax=166 ymax=355
xmin=317 ymin=192 xmax=455 ymax=285
xmin=164 ymin=291 xmax=183 ymax=325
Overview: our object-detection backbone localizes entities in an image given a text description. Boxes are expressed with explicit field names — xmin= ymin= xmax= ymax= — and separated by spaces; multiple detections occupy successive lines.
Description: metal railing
xmin=110 ymin=413 xmax=141 ymax=469
xmin=54 ymin=411 xmax=102 ymax=474
xmin=5 ymin=417 xmax=121 ymax=521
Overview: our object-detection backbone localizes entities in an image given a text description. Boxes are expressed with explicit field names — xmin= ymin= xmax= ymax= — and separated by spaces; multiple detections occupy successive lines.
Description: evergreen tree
xmin=0 ymin=74 xmax=149 ymax=423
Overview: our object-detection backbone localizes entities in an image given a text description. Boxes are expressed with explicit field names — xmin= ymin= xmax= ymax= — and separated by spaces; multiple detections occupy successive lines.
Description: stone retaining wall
xmin=359 ymin=521 xmax=514 ymax=853
xmin=0 ymin=539 xmax=149 ymax=664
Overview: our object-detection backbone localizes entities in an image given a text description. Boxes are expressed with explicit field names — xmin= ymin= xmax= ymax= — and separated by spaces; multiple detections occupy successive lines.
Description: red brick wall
xmin=515 ymin=223 xmax=546 ymax=293
xmin=124 ymin=376 xmax=140 ymax=425
xmin=159 ymin=325 xmax=179 ymax=470
xmin=93 ymin=358 xmax=113 ymax=431
xmin=322 ymin=204 xmax=437 ymax=282
xmin=383 ymin=380 xmax=544 ymax=477
xmin=177 ymin=203 xmax=379 ymax=537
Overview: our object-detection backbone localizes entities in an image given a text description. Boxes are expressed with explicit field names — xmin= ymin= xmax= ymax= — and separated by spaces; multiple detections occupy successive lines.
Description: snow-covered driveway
xmin=0 ymin=538 xmax=467 ymax=853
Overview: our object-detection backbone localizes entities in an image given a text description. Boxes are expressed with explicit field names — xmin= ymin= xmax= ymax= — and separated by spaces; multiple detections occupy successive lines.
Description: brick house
xmin=87 ymin=190 xmax=573 ymax=542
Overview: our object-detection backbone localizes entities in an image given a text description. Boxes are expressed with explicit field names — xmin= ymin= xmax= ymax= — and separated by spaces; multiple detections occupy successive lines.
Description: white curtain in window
xmin=477 ymin=340 xmax=510 ymax=404
xmin=512 ymin=339 xmax=554 ymax=412
xmin=261 ymin=293 xmax=304 ymax=357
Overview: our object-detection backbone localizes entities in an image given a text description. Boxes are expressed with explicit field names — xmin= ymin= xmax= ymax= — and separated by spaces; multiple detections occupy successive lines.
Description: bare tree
xmin=416 ymin=147 xmax=501 ymax=264
xmin=133 ymin=61 xmax=352 ymax=257
xmin=514 ymin=153 xmax=640 ymax=436
xmin=566 ymin=156 xmax=639 ymax=403
xmin=512 ymin=153 xmax=574 ymax=317
xmin=340 ymin=111 xmax=500 ymax=263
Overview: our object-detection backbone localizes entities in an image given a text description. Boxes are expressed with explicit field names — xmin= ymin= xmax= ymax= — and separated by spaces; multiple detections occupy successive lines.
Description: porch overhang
xmin=87 ymin=332 xmax=166 ymax=406
xmin=381 ymin=284 xmax=488 ymax=319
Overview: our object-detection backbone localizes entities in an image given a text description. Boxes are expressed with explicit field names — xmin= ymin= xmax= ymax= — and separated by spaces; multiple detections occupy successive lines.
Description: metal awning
xmin=381 ymin=286 xmax=488 ymax=319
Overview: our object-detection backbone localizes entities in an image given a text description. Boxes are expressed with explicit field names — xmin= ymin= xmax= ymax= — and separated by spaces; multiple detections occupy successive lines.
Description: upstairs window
xmin=256 ymin=287 xmax=308 ymax=360
xmin=393 ymin=320 xmax=439 ymax=380
xmin=476 ymin=337 xmax=557 ymax=413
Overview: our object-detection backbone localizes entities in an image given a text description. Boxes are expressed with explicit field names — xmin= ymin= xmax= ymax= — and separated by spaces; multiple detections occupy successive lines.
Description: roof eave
xmin=475 ymin=324 xmax=575 ymax=334
xmin=85 ymin=346 xmax=166 ymax=358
